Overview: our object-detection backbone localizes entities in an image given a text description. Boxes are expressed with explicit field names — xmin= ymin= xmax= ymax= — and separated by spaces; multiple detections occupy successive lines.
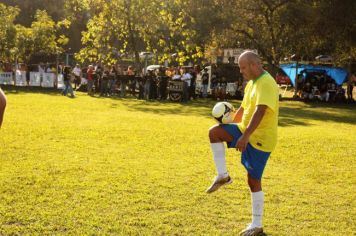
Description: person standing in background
xmin=62 ymin=66 xmax=75 ymax=98
xmin=202 ymin=68 xmax=209 ymax=98
xmin=72 ymin=64 xmax=82 ymax=90
xmin=87 ymin=65 xmax=95 ymax=96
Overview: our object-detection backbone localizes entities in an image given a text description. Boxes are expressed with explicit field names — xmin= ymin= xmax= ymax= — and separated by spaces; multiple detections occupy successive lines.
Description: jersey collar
xmin=252 ymin=71 xmax=267 ymax=84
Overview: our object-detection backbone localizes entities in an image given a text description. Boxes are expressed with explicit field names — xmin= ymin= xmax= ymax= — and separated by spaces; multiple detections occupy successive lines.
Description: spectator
xmin=58 ymin=63 xmax=64 ymax=74
xmin=335 ymin=85 xmax=346 ymax=102
xmin=211 ymin=71 xmax=219 ymax=100
xmin=296 ymin=73 xmax=304 ymax=97
xmin=61 ymin=66 xmax=74 ymax=98
xmin=100 ymin=65 xmax=110 ymax=96
xmin=46 ymin=65 xmax=53 ymax=73
xmin=218 ymin=77 xmax=227 ymax=101
xmin=87 ymin=65 xmax=95 ymax=96
xmin=319 ymin=81 xmax=329 ymax=102
xmin=172 ymin=68 xmax=181 ymax=80
xmin=302 ymin=81 xmax=313 ymax=100
xmin=109 ymin=65 xmax=118 ymax=95
xmin=158 ymin=68 xmax=168 ymax=100
xmin=72 ymin=64 xmax=82 ymax=90
xmin=137 ymin=75 xmax=145 ymax=100
xmin=149 ymin=70 xmax=158 ymax=99
xmin=127 ymin=65 xmax=135 ymax=76
xmin=202 ymin=68 xmax=209 ymax=98
xmin=190 ymin=67 xmax=197 ymax=100
xmin=144 ymin=70 xmax=154 ymax=100
xmin=38 ymin=63 xmax=45 ymax=73
xmin=127 ymin=66 xmax=136 ymax=96
xmin=166 ymin=67 xmax=175 ymax=78
xmin=346 ymin=74 xmax=354 ymax=101
xmin=181 ymin=69 xmax=192 ymax=102
xmin=95 ymin=63 xmax=103 ymax=94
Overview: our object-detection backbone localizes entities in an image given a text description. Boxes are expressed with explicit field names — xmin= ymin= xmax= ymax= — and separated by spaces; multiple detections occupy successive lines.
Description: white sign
xmin=29 ymin=72 xmax=41 ymax=86
xmin=42 ymin=73 xmax=55 ymax=88
xmin=223 ymin=48 xmax=258 ymax=63
xmin=15 ymin=70 xmax=27 ymax=86
xmin=0 ymin=72 xmax=14 ymax=85
xmin=29 ymin=72 xmax=56 ymax=87
xmin=57 ymin=74 xmax=64 ymax=89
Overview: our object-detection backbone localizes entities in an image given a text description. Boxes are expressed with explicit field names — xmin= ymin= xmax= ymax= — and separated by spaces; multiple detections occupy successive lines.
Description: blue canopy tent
xmin=280 ymin=63 xmax=348 ymax=86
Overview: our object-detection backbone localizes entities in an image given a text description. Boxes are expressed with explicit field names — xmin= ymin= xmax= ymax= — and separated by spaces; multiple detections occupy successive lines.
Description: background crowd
xmin=60 ymin=63 xmax=199 ymax=102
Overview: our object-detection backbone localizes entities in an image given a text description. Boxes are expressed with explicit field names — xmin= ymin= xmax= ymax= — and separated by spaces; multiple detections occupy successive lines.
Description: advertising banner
xmin=15 ymin=70 xmax=27 ymax=86
xmin=0 ymin=72 xmax=14 ymax=85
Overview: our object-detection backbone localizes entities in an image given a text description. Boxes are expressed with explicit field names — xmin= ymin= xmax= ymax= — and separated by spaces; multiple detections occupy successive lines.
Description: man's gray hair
xmin=238 ymin=50 xmax=261 ymax=65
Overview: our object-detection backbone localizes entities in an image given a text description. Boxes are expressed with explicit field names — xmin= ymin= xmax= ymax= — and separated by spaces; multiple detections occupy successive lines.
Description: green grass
xmin=0 ymin=89 xmax=355 ymax=235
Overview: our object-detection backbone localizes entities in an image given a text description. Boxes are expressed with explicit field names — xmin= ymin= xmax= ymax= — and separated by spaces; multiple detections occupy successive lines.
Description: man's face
xmin=238 ymin=58 xmax=254 ymax=81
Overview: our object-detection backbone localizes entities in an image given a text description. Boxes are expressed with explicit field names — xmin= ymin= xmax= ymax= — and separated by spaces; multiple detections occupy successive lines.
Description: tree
xmin=311 ymin=0 xmax=356 ymax=63
xmin=0 ymin=3 xmax=19 ymax=61
xmin=76 ymin=0 xmax=207 ymax=66
xmin=0 ymin=0 xmax=65 ymax=26
xmin=31 ymin=10 xmax=58 ymax=54
xmin=15 ymin=25 xmax=34 ymax=62
xmin=211 ymin=0 xmax=315 ymax=72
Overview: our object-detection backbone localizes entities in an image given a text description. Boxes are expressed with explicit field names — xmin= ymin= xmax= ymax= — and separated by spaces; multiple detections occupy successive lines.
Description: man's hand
xmin=236 ymin=105 xmax=267 ymax=152
xmin=236 ymin=134 xmax=250 ymax=152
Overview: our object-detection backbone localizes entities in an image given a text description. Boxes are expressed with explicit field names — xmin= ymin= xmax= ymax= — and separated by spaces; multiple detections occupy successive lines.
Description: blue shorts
xmin=221 ymin=124 xmax=270 ymax=180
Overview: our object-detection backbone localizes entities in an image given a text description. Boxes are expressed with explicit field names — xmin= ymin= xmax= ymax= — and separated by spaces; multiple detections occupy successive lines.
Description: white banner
xmin=42 ymin=73 xmax=55 ymax=88
xmin=29 ymin=72 xmax=41 ymax=86
xmin=57 ymin=74 xmax=64 ymax=89
xmin=0 ymin=72 xmax=14 ymax=85
xmin=223 ymin=48 xmax=258 ymax=63
xmin=29 ymin=72 xmax=56 ymax=87
xmin=15 ymin=70 xmax=27 ymax=86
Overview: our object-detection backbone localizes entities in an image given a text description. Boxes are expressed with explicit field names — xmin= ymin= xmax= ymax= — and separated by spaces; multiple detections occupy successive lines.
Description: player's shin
xmin=251 ymin=191 xmax=264 ymax=228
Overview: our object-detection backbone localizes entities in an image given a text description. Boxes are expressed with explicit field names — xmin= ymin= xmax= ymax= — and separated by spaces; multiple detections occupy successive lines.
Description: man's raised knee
xmin=208 ymin=124 xmax=220 ymax=143
xmin=209 ymin=124 xmax=233 ymax=143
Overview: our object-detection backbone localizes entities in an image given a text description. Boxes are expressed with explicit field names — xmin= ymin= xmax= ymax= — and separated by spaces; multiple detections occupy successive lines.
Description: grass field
xmin=0 ymin=89 xmax=355 ymax=235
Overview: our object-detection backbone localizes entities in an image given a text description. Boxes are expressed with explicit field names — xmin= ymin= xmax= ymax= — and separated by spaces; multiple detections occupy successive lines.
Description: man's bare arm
xmin=233 ymin=106 xmax=244 ymax=123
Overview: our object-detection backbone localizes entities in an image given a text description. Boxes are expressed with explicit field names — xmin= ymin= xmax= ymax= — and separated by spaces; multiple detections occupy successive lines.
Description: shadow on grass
xmin=87 ymin=94 xmax=356 ymax=126
xmin=114 ymin=97 xmax=355 ymax=127
xmin=87 ymin=93 xmax=220 ymax=116
xmin=121 ymin=98 xmax=221 ymax=118
xmin=278 ymin=104 xmax=356 ymax=127
xmin=280 ymin=97 xmax=356 ymax=110
xmin=1 ymin=85 xmax=62 ymax=96
xmin=123 ymin=98 xmax=356 ymax=127
xmin=4 ymin=86 xmax=355 ymax=127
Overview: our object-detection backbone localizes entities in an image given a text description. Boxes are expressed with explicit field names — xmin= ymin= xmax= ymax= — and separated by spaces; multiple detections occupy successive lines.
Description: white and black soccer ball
xmin=212 ymin=102 xmax=235 ymax=124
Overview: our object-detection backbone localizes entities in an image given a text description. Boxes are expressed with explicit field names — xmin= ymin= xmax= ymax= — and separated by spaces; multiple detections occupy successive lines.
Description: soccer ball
xmin=212 ymin=102 xmax=235 ymax=124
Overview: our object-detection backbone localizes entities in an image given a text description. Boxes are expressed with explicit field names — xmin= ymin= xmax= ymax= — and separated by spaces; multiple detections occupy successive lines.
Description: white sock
xmin=210 ymin=143 xmax=228 ymax=177
xmin=251 ymin=191 xmax=264 ymax=228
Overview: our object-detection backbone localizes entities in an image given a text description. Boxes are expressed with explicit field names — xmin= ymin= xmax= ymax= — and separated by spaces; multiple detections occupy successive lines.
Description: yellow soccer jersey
xmin=237 ymin=72 xmax=279 ymax=152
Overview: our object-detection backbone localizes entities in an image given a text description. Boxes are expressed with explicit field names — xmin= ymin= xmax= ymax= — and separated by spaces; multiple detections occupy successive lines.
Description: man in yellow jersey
xmin=0 ymin=87 xmax=6 ymax=128
xmin=206 ymin=51 xmax=279 ymax=236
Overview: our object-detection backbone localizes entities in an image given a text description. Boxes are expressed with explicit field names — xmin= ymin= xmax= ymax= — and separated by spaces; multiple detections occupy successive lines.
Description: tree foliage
xmin=0 ymin=3 xmax=19 ymax=61
xmin=74 ymin=0 xmax=204 ymax=66
xmin=0 ymin=0 xmax=354 ymax=66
